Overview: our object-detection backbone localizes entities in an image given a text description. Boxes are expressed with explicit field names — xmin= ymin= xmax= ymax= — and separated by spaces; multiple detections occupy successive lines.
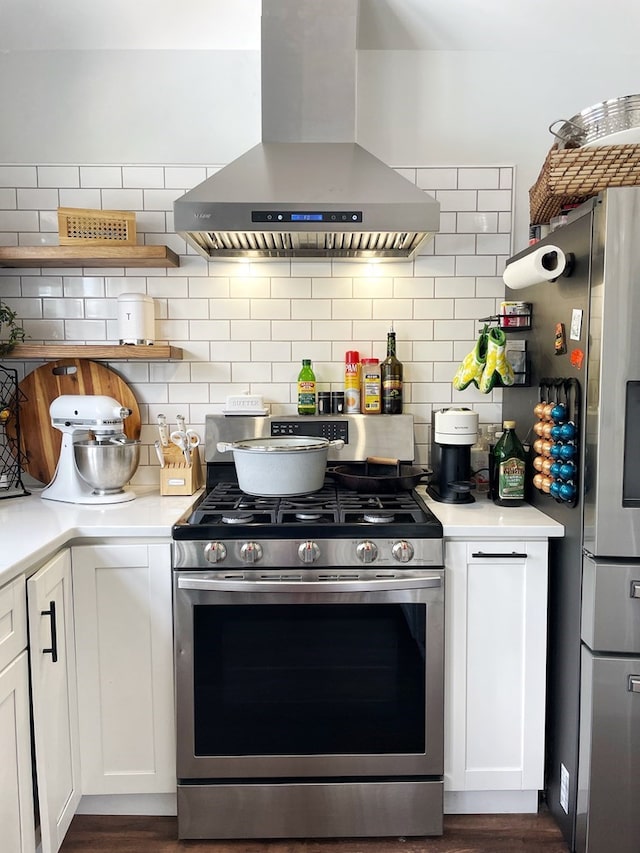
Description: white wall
xmin=2 ymin=1 xmax=639 ymax=247
xmin=1 ymin=1 xmax=639 ymax=486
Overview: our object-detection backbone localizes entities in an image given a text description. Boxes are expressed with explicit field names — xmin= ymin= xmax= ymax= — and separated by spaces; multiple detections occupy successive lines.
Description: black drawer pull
xmin=631 ymin=581 xmax=640 ymax=600
xmin=471 ymin=551 xmax=528 ymax=559
xmin=41 ymin=600 xmax=58 ymax=663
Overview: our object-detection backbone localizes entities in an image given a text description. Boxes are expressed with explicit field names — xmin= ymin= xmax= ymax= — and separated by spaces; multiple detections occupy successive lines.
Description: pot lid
xmin=226 ymin=436 xmax=330 ymax=452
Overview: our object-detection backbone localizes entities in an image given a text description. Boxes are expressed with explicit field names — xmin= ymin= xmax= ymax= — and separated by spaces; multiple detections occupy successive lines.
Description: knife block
xmin=159 ymin=443 xmax=202 ymax=496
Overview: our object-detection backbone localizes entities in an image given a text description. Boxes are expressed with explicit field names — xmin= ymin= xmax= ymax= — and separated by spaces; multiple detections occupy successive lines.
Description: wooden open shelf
xmin=0 ymin=245 xmax=180 ymax=268
xmin=2 ymin=344 xmax=183 ymax=361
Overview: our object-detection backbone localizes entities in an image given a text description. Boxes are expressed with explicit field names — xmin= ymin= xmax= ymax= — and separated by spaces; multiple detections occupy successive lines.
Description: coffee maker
xmin=428 ymin=407 xmax=479 ymax=504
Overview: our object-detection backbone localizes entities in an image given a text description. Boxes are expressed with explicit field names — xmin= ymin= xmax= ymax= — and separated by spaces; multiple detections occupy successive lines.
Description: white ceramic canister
xmin=117 ymin=293 xmax=155 ymax=344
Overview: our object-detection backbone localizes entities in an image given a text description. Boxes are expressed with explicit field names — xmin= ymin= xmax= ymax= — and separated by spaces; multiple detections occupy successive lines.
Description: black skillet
xmin=326 ymin=456 xmax=432 ymax=493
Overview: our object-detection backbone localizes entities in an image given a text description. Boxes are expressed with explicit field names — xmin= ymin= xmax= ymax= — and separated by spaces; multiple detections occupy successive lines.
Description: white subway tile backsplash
xmin=413 ymin=299 xmax=454 ymax=320
xmin=331 ymin=299 xmax=371 ymax=320
xmin=416 ymin=168 xmax=458 ymax=190
xmin=253 ymin=298 xmax=292 ymax=320
xmin=0 ymin=161 xmax=514 ymax=474
xmin=273 ymin=277 xmax=312 ymax=299
xmin=455 ymin=255 xmax=497 ymax=276
xmin=0 ymin=210 xmax=40 ymax=231
xmin=169 ymin=298 xmax=209 ymax=320
xmin=372 ymin=298 xmax=413 ymax=320
xmin=123 ymin=167 xmax=165 ymax=189
xmin=458 ymin=168 xmax=500 ymax=189
xmin=163 ymin=167 xmax=207 ymax=189
xmin=457 ymin=211 xmax=498 ymax=233
xmin=143 ymin=188 xmax=182 ymax=210
xmin=476 ymin=233 xmax=512 ymax=255
xmin=414 ymin=255 xmax=456 ymax=277
xmin=64 ymin=276 xmax=105 ymax=298
xmin=22 ymin=319 xmax=65 ymax=340
xmin=80 ymin=166 xmax=123 ymax=188
xmin=38 ymin=166 xmax=79 ymax=188
xmin=292 ymin=298 xmax=330 ymax=320
xmin=43 ymin=298 xmax=84 ymax=319
xmin=0 ymin=166 xmax=37 ymax=187
xmin=436 ymin=190 xmax=477 ymax=212
xmin=434 ymin=276 xmax=475 ymax=298
xmin=100 ymin=189 xmax=144 ymax=210
xmin=0 ymin=188 xmax=16 ymax=208
xmin=17 ymin=188 xmax=58 ymax=210
xmin=477 ymin=189 xmax=513 ymax=211
xmin=59 ymin=189 xmax=102 ymax=209
xmin=230 ymin=319 xmax=272 ymax=340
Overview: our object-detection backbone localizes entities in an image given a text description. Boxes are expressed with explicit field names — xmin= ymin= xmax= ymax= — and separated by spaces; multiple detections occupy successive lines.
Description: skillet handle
xmin=366 ymin=456 xmax=399 ymax=466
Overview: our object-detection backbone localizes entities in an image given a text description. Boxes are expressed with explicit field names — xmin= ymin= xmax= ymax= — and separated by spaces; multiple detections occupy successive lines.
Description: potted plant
xmin=0 ymin=300 xmax=27 ymax=356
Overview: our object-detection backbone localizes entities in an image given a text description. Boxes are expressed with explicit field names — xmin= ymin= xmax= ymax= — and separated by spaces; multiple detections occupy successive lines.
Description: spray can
xmin=344 ymin=350 xmax=361 ymax=413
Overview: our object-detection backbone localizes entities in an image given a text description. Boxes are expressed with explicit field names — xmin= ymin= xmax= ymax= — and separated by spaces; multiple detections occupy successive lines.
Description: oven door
xmin=174 ymin=572 xmax=444 ymax=781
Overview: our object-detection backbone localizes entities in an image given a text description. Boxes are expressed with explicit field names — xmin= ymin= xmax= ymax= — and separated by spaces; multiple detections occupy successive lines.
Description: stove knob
xmin=356 ymin=541 xmax=378 ymax=564
xmin=240 ymin=542 xmax=263 ymax=564
xmin=298 ymin=541 xmax=321 ymax=564
xmin=203 ymin=542 xmax=227 ymax=564
xmin=391 ymin=540 xmax=414 ymax=563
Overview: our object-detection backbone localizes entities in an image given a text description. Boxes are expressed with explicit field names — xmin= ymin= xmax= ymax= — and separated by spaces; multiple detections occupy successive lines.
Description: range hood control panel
xmin=252 ymin=210 xmax=363 ymax=223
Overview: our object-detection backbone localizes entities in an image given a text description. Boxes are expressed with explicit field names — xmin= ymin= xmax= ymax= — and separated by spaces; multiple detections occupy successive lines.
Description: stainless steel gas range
xmin=172 ymin=414 xmax=444 ymax=840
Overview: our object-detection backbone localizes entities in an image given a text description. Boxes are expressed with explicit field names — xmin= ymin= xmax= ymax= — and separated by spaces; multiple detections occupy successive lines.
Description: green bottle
xmin=297 ymin=359 xmax=316 ymax=415
xmin=381 ymin=328 xmax=403 ymax=414
xmin=493 ymin=420 xmax=526 ymax=506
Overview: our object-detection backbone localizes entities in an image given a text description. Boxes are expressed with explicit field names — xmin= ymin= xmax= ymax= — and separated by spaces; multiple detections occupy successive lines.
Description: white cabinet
xmin=72 ymin=543 xmax=175 ymax=795
xmin=444 ymin=539 xmax=548 ymax=807
xmin=0 ymin=576 xmax=35 ymax=853
xmin=28 ymin=550 xmax=81 ymax=853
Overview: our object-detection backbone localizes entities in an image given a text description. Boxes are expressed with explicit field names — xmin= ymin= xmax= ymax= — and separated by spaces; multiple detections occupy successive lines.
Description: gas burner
xmin=363 ymin=510 xmax=395 ymax=524
xmin=295 ymin=511 xmax=323 ymax=521
xmin=222 ymin=512 xmax=255 ymax=524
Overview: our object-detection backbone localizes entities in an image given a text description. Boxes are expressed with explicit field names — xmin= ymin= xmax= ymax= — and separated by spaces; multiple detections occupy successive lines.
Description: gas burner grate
xmin=187 ymin=480 xmax=434 ymax=529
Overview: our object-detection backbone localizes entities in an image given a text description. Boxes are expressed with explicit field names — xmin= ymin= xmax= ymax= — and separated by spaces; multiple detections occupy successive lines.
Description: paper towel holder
xmin=544 ymin=250 xmax=575 ymax=282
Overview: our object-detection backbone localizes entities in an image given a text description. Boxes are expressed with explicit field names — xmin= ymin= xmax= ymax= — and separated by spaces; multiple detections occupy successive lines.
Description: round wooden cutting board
xmin=14 ymin=358 xmax=141 ymax=485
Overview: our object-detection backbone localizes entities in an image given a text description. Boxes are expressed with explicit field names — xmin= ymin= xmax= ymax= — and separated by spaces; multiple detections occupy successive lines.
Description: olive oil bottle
xmin=493 ymin=420 xmax=526 ymax=506
xmin=381 ymin=328 xmax=403 ymax=414
xmin=297 ymin=359 xmax=316 ymax=415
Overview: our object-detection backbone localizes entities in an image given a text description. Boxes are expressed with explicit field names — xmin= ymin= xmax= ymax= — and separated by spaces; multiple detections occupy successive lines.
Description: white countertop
xmin=0 ymin=486 xmax=200 ymax=586
xmin=418 ymin=487 xmax=565 ymax=539
xmin=0 ymin=485 xmax=563 ymax=589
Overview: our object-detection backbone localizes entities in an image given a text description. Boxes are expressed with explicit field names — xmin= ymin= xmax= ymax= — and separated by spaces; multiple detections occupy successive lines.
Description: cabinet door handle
xmin=41 ymin=600 xmax=58 ymax=663
xmin=628 ymin=676 xmax=640 ymax=694
xmin=631 ymin=581 xmax=640 ymax=599
xmin=471 ymin=551 xmax=528 ymax=559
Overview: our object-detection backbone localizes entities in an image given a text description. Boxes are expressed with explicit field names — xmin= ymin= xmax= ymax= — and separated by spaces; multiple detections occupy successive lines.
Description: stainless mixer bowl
xmin=74 ymin=439 xmax=140 ymax=494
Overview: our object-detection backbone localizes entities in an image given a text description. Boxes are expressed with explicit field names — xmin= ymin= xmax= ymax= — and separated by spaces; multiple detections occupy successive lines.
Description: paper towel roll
xmin=503 ymin=245 xmax=567 ymax=290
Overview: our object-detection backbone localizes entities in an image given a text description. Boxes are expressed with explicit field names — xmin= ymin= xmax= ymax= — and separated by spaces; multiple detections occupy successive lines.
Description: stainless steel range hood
xmin=174 ymin=0 xmax=440 ymax=262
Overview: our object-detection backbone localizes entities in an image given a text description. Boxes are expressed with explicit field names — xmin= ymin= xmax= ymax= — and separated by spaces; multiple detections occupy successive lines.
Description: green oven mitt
xmin=479 ymin=326 xmax=515 ymax=393
xmin=453 ymin=327 xmax=488 ymax=390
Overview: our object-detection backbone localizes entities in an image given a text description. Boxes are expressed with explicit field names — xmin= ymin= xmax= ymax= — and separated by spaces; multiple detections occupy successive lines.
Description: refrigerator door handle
xmin=628 ymin=676 xmax=640 ymax=693
xmin=631 ymin=580 xmax=640 ymax=599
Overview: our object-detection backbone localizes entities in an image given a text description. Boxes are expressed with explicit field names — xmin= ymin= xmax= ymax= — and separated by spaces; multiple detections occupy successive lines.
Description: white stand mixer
xmin=41 ymin=394 xmax=139 ymax=505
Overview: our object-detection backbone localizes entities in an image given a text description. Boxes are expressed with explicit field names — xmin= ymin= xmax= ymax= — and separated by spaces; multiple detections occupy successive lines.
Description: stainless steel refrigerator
xmin=502 ymin=187 xmax=640 ymax=853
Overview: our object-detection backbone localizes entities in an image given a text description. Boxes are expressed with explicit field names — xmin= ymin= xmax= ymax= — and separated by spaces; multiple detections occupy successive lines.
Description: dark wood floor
xmin=60 ymin=813 xmax=570 ymax=853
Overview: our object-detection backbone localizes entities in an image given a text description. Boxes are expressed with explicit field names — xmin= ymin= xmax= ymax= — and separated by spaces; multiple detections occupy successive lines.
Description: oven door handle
xmin=177 ymin=575 xmax=443 ymax=593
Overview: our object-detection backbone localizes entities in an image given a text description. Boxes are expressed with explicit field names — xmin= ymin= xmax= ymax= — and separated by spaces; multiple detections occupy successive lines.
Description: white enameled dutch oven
xmin=216 ymin=436 xmax=345 ymax=496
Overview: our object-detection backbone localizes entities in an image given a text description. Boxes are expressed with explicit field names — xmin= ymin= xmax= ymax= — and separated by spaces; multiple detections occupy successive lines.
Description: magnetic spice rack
xmin=477 ymin=310 xmax=532 ymax=387
xmin=0 ymin=364 xmax=30 ymax=499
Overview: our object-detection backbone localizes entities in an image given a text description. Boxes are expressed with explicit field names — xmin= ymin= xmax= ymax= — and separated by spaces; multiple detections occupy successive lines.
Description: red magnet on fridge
xmin=570 ymin=348 xmax=584 ymax=369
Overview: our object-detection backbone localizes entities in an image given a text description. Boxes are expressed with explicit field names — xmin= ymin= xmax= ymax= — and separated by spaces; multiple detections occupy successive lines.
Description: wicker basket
xmin=57 ymin=207 xmax=137 ymax=245
xmin=529 ymin=144 xmax=640 ymax=224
